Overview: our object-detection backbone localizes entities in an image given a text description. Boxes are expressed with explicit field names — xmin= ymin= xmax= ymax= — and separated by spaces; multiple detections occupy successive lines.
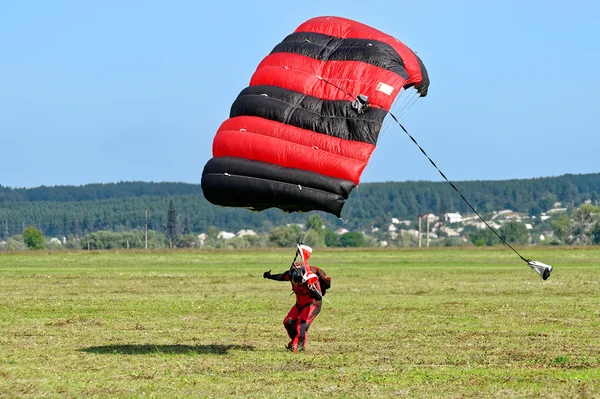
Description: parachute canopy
xmin=201 ymin=16 xmax=429 ymax=217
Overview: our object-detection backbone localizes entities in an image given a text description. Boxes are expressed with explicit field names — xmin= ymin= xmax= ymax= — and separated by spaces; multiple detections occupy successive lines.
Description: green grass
xmin=1 ymin=246 xmax=599 ymax=398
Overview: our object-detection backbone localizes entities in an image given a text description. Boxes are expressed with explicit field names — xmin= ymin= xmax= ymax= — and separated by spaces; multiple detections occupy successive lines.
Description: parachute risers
xmin=351 ymin=94 xmax=370 ymax=114
xmin=527 ymin=260 xmax=553 ymax=280
xmin=201 ymin=16 xmax=429 ymax=217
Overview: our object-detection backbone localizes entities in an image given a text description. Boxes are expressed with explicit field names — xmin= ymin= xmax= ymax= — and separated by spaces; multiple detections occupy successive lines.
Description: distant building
xmin=407 ymin=229 xmax=420 ymax=238
xmin=477 ymin=221 xmax=501 ymax=230
xmin=335 ymin=227 xmax=349 ymax=235
xmin=505 ymin=213 xmax=522 ymax=221
xmin=547 ymin=208 xmax=567 ymax=214
xmin=218 ymin=231 xmax=235 ymax=240
xmin=445 ymin=212 xmax=462 ymax=224
xmin=422 ymin=214 xmax=439 ymax=222
xmin=236 ymin=229 xmax=257 ymax=237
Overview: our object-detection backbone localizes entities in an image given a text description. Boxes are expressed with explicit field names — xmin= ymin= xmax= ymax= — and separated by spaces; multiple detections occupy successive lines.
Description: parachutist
xmin=263 ymin=245 xmax=330 ymax=353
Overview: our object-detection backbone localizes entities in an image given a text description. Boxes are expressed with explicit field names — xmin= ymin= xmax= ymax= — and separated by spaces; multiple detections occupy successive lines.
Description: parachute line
xmin=338 ymin=184 xmax=359 ymax=224
xmin=319 ymin=76 xmax=356 ymax=100
xmin=388 ymin=113 xmax=529 ymax=263
xmin=381 ymin=89 xmax=420 ymax=137
xmin=316 ymin=75 xmax=552 ymax=278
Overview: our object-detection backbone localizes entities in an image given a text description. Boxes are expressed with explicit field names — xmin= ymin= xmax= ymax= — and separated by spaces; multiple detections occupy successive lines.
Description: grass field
xmin=1 ymin=246 xmax=599 ymax=398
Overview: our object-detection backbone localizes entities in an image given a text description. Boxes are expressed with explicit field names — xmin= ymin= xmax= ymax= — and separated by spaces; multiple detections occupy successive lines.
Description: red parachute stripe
xmin=213 ymin=120 xmax=372 ymax=184
xmin=251 ymin=53 xmax=406 ymax=111
xmin=295 ymin=16 xmax=424 ymax=88
xmin=213 ymin=132 xmax=367 ymax=184
xmin=217 ymin=116 xmax=375 ymax=162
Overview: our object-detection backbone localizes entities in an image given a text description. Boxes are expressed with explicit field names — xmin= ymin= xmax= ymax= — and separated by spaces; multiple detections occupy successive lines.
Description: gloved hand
xmin=263 ymin=270 xmax=272 ymax=279
xmin=309 ymin=288 xmax=323 ymax=301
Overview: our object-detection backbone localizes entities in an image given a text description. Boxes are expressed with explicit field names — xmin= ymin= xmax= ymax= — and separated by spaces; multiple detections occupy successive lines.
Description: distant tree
xmin=591 ymin=222 xmax=600 ymax=245
xmin=552 ymin=214 xmax=573 ymax=244
xmin=303 ymin=229 xmax=325 ymax=248
xmin=166 ymin=200 xmax=178 ymax=248
xmin=23 ymin=227 xmax=45 ymax=250
xmin=498 ymin=221 xmax=529 ymax=245
xmin=528 ymin=206 xmax=542 ymax=218
xmin=306 ymin=214 xmax=324 ymax=235
xmin=64 ymin=235 xmax=82 ymax=250
xmin=324 ymin=229 xmax=341 ymax=247
xmin=207 ymin=226 xmax=219 ymax=240
xmin=572 ymin=204 xmax=600 ymax=244
xmin=398 ymin=230 xmax=418 ymax=248
xmin=268 ymin=224 xmax=302 ymax=247
xmin=183 ymin=216 xmax=191 ymax=235
xmin=461 ymin=225 xmax=478 ymax=236
xmin=2 ymin=235 xmax=27 ymax=250
xmin=80 ymin=230 xmax=166 ymax=250
xmin=177 ymin=233 xmax=199 ymax=248
xmin=443 ymin=237 xmax=465 ymax=247
xmin=468 ymin=228 xmax=499 ymax=246
xmin=538 ymin=194 xmax=558 ymax=213
xmin=339 ymin=231 xmax=366 ymax=247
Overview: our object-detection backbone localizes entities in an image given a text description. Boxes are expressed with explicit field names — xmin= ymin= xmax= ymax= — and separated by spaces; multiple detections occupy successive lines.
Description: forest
xmin=1 ymin=173 xmax=599 ymax=239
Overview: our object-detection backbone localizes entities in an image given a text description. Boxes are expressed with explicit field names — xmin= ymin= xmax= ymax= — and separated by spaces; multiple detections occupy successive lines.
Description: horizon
xmin=2 ymin=170 xmax=599 ymax=191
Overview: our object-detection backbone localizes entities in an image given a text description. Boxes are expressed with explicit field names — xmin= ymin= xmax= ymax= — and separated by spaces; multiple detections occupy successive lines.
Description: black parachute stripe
xmin=271 ymin=32 xmax=409 ymax=80
xmin=414 ymin=54 xmax=430 ymax=96
xmin=201 ymin=172 xmax=347 ymax=217
xmin=202 ymin=157 xmax=355 ymax=199
xmin=229 ymin=85 xmax=387 ymax=145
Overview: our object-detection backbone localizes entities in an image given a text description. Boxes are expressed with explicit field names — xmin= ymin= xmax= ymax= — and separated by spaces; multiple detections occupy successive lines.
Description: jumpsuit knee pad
xmin=284 ymin=318 xmax=296 ymax=330
xmin=284 ymin=317 xmax=297 ymax=340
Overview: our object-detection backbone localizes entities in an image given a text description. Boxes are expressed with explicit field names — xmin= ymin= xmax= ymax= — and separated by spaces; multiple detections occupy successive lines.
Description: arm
xmin=308 ymin=286 xmax=323 ymax=301
xmin=306 ymin=277 xmax=322 ymax=301
xmin=263 ymin=270 xmax=290 ymax=281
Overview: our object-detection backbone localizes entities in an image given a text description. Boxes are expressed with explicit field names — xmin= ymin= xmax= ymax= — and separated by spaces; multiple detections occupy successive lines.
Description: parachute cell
xmin=201 ymin=16 xmax=429 ymax=217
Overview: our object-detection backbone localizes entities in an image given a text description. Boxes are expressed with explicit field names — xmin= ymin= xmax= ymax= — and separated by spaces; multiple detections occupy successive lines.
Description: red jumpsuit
xmin=265 ymin=266 xmax=322 ymax=352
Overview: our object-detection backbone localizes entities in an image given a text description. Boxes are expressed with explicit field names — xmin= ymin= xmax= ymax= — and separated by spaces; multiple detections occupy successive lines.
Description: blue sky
xmin=1 ymin=1 xmax=599 ymax=188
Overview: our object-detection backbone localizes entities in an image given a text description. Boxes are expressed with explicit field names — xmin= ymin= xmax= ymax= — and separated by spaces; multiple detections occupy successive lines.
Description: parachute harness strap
xmin=388 ymin=112 xmax=528 ymax=264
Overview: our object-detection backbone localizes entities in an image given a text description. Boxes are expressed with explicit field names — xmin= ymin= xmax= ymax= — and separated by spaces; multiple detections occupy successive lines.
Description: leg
xmin=295 ymin=302 xmax=321 ymax=351
xmin=283 ymin=305 xmax=300 ymax=350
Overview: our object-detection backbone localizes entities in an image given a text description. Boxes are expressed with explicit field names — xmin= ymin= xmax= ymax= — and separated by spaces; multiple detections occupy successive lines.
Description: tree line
xmin=1 ymin=173 xmax=599 ymax=240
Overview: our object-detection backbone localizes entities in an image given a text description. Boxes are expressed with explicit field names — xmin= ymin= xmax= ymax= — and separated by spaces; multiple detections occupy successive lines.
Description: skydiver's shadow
xmin=80 ymin=343 xmax=254 ymax=355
